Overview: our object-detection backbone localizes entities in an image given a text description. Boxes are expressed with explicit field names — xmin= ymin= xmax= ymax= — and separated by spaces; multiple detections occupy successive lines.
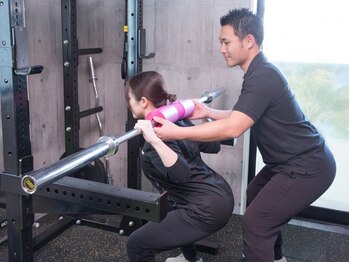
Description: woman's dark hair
xmin=125 ymin=71 xmax=176 ymax=108
xmin=220 ymin=8 xmax=264 ymax=47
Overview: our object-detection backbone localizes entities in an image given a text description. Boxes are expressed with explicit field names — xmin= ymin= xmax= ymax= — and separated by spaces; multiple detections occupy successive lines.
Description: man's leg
xmin=245 ymin=166 xmax=283 ymax=260
xmin=242 ymin=168 xmax=334 ymax=262
xmin=273 ymin=233 xmax=283 ymax=260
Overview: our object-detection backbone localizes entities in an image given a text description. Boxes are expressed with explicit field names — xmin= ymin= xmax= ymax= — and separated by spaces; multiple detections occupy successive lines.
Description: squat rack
xmin=0 ymin=1 xmax=166 ymax=262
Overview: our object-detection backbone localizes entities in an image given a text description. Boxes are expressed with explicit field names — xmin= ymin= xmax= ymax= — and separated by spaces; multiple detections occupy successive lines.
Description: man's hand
xmin=188 ymin=99 xmax=210 ymax=120
xmin=153 ymin=117 xmax=181 ymax=141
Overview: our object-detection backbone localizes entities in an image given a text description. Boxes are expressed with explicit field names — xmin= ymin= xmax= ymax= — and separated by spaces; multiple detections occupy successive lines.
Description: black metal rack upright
xmin=61 ymin=0 xmax=106 ymax=183
xmin=61 ymin=0 xmax=103 ymax=156
xmin=124 ymin=0 xmax=144 ymax=190
xmin=61 ymin=0 xmax=80 ymax=155
xmin=123 ymin=0 xmax=155 ymax=190
xmin=0 ymin=0 xmax=36 ymax=260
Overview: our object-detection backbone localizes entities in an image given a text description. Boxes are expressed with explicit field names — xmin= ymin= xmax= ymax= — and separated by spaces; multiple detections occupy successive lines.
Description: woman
xmin=124 ymin=71 xmax=234 ymax=262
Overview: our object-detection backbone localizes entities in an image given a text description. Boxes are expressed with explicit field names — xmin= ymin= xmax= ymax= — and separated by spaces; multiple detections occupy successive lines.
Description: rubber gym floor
xmin=0 ymin=209 xmax=348 ymax=262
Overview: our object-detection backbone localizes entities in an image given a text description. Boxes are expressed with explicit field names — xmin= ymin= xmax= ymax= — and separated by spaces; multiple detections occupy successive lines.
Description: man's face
xmin=219 ymin=25 xmax=248 ymax=68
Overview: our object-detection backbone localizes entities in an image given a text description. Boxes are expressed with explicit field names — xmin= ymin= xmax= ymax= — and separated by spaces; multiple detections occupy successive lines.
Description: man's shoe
xmin=242 ymin=252 xmax=287 ymax=262
xmin=274 ymin=257 xmax=287 ymax=262
xmin=165 ymin=253 xmax=203 ymax=262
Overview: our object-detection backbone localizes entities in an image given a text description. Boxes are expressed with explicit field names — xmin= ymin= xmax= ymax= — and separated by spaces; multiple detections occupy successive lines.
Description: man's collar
xmin=244 ymin=52 xmax=266 ymax=79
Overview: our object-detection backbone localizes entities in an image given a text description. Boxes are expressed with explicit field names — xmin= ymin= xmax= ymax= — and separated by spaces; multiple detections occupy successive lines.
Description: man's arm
xmin=154 ymin=110 xmax=254 ymax=142
xmin=189 ymin=99 xmax=232 ymax=120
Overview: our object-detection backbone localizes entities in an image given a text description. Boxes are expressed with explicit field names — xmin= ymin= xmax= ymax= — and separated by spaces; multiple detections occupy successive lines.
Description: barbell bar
xmin=21 ymin=87 xmax=226 ymax=194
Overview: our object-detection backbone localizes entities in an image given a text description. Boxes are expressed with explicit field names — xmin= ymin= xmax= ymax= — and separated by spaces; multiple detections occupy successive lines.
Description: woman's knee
xmin=127 ymin=233 xmax=151 ymax=262
xmin=126 ymin=233 xmax=141 ymax=255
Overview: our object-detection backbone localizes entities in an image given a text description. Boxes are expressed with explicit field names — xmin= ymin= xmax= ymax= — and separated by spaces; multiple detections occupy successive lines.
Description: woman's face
xmin=128 ymin=90 xmax=145 ymax=119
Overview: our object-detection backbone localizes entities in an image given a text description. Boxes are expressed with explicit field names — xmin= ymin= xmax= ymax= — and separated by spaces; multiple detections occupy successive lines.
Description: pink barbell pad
xmin=145 ymin=99 xmax=194 ymax=124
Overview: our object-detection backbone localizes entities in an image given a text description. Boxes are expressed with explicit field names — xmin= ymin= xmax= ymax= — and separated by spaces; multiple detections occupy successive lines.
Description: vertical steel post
xmin=0 ymin=0 xmax=34 ymax=261
xmin=61 ymin=0 xmax=80 ymax=155
xmin=125 ymin=0 xmax=143 ymax=189
xmin=126 ymin=0 xmax=138 ymax=77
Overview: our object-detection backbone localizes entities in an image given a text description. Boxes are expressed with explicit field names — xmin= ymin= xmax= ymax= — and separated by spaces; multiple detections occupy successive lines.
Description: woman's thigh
xmin=128 ymin=210 xmax=212 ymax=251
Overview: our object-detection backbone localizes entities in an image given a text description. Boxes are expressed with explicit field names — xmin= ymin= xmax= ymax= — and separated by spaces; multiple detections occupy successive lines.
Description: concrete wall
xmin=0 ymin=0 xmax=255 ymax=213
xmin=142 ymin=0 xmax=255 ymax=212
xmin=24 ymin=0 xmax=127 ymax=186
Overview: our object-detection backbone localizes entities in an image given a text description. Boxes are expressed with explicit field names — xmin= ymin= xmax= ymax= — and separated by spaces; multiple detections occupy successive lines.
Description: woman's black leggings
xmin=127 ymin=192 xmax=234 ymax=262
xmin=127 ymin=210 xmax=218 ymax=262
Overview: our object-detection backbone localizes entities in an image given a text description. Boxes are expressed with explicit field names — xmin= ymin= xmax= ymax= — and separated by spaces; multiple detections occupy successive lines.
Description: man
xmin=152 ymin=8 xmax=336 ymax=262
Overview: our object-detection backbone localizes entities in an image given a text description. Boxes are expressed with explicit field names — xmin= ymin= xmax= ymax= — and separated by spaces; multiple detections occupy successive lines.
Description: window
xmin=256 ymin=0 xmax=349 ymax=213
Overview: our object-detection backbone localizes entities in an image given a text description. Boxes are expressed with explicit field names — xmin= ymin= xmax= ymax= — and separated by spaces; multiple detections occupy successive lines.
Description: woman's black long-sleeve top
xmin=140 ymin=120 xmax=234 ymax=232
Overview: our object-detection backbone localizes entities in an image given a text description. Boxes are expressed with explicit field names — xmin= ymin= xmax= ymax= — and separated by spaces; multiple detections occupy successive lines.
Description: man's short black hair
xmin=220 ymin=8 xmax=264 ymax=46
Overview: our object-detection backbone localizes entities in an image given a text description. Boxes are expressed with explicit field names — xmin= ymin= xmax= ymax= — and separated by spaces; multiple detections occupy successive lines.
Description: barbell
xmin=21 ymin=87 xmax=226 ymax=194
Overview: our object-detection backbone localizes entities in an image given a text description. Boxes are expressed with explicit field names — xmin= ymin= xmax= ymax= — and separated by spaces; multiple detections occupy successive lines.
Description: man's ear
xmin=246 ymin=34 xmax=256 ymax=49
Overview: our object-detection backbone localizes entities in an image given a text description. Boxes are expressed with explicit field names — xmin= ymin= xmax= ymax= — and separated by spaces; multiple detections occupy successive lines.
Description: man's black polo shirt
xmin=234 ymin=52 xmax=333 ymax=175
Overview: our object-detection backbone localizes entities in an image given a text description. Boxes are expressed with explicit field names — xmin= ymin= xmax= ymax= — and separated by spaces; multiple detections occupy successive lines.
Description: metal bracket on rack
xmin=138 ymin=28 xmax=155 ymax=59
xmin=14 ymin=65 xmax=44 ymax=75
